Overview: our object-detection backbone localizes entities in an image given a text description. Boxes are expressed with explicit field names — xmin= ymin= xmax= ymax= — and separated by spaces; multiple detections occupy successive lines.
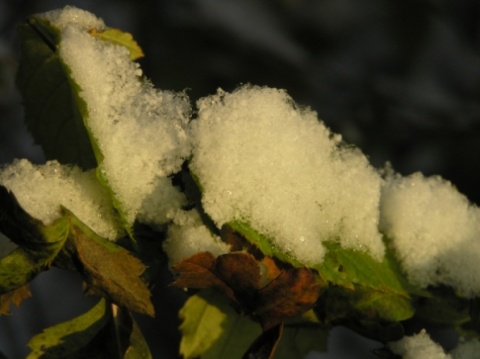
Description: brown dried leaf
xmin=172 ymin=251 xmax=322 ymax=329
xmin=72 ymin=226 xmax=154 ymax=316
xmin=172 ymin=252 xmax=234 ymax=300
xmin=215 ymin=252 xmax=260 ymax=303
xmin=259 ymin=257 xmax=282 ymax=288
xmin=256 ymin=268 xmax=322 ymax=330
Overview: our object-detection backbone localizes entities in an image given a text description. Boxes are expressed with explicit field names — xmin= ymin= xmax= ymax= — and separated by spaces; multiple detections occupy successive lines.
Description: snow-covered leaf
xmin=0 ymin=185 xmax=69 ymax=293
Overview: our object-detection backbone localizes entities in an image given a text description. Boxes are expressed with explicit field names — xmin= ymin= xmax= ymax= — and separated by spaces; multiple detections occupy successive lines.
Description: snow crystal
xmin=190 ymin=86 xmax=384 ymax=264
xmin=389 ymin=329 xmax=451 ymax=359
xmin=380 ymin=172 xmax=480 ymax=297
xmin=43 ymin=6 xmax=105 ymax=32
xmin=49 ymin=7 xmax=191 ymax=226
xmin=0 ymin=159 xmax=122 ymax=240
xmin=450 ymin=338 xmax=480 ymax=359
xmin=163 ymin=210 xmax=230 ymax=266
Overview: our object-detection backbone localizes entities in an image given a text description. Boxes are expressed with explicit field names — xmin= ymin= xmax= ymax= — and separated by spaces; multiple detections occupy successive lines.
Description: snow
xmin=450 ymin=338 xmax=480 ymax=359
xmin=0 ymin=159 xmax=122 ymax=240
xmin=389 ymin=329 xmax=451 ymax=359
xmin=380 ymin=172 xmax=480 ymax=297
xmin=190 ymin=86 xmax=384 ymax=265
xmin=43 ymin=6 xmax=105 ymax=32
xmin=45 ymin=7 xmax=191 ymax=227
xmin=163 ymin=209 xmax=230 ymax=266
xmin=13 ymin=7 xmax=480 ymax=296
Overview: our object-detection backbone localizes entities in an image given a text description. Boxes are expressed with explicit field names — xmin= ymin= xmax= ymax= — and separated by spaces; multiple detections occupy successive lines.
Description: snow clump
xmin=163 ymin=210 xmax=230 ymax=266
xmin=43 ymin=6 xmax=191 ymax=227
xmin=380 ymin=172 xmax=480 ymax=297
xmin=42 ymin=5 xmax=105 ymax=32
xmin=0 ymin=159 xmax=122 ymax=240
xmin=389 ymin=329 xmax=451 ymax=359
xmin=190 ymin=86 xmax=385 ymax=265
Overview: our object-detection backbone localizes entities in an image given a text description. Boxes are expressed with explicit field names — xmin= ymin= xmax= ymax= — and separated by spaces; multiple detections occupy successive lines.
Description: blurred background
xmin=1 ymin=0 xmax=480 ymax=358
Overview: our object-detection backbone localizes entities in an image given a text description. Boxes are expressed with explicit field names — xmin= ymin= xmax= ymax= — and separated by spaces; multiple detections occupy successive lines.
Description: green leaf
xmin=0 ymin=186 xmax=69 ymax=293
xmin=315 ymin=242 xmax=417 ymax=324
xmin=315 ymin=286 xmax=406 ymax=342
xmin=0 ymin=185 xmax=68 ymax=252
xmin=123 ymin=320 xmax=152 ymax=359
xmin=179 ymin=289 xmax=262 ymax=359
xmin=27 ymin=299 xmax=152 ymax=359
xmin=230 ymin=222 xmax=412 ymax=293
xmin=60 ymin=209 xmax=154 ymax=316
xmin=16 ymin=16 xmax=97 ymax=169
xmin=180 ymin=290 xmax=327 ymax=359
xmin=88 ymin=29 xmax=144 ymax=60
xmin=0 ymin=184 xmax=152 ymax=314
xmin=0 ymin=248 xmax=38 ymax=294
xmin=315 ymin=241 xmax=412 ymax=292
xmin=27 ymin=298 xmax=111 ymax=359
xmin=228 ymin=222 xmax=415 ymax=324
xmin=228 ymin=221 xmax=303 ymax=267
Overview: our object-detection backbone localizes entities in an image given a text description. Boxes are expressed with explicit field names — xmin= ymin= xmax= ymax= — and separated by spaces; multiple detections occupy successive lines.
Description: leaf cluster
xmin=2 ymin=9 xmax=480 ymax=359
xmin=0 ymin=14 xmax=154 ymax=358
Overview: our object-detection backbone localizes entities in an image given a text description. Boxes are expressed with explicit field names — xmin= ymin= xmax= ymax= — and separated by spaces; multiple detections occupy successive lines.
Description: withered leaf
xmin=258 ymin=257 xmax=282 ymax=288
xmin=172 ymin=251 xmax=322 ymax=330
xmin=0 ymin=284 xmax=31 ymax=315
xmin=256 ymin=268 xmax=322 ymax=330
xmin=215 ymin=252 xmax=260 ymax=305
xmin=68 ymin=219 xmax=154 ymax=316
xmin=173 ymin=251 xmax=261 ymax=308
xmin=243 ymin=323 xmax=283 ymax=359
xmin=172 ymin=252 xmax=234 ymax=301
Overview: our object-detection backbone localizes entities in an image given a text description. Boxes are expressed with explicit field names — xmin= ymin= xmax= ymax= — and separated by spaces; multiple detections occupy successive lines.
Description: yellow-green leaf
xmin=0 ymin=186 xmax=69 ymax=294
xmin=0 ymin=248 xmax=38 ymax=294
xmin=89 ymin=28 xmax=144 ymax=60
xmin=179 ymin=289 xmax=262 ymax=359
xmin=27 ymin=299 xmax=110 ymax=359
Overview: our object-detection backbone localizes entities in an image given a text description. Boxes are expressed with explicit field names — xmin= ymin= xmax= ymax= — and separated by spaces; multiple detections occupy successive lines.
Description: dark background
xmin=1 ymin=0 xmax=479 ymax=358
